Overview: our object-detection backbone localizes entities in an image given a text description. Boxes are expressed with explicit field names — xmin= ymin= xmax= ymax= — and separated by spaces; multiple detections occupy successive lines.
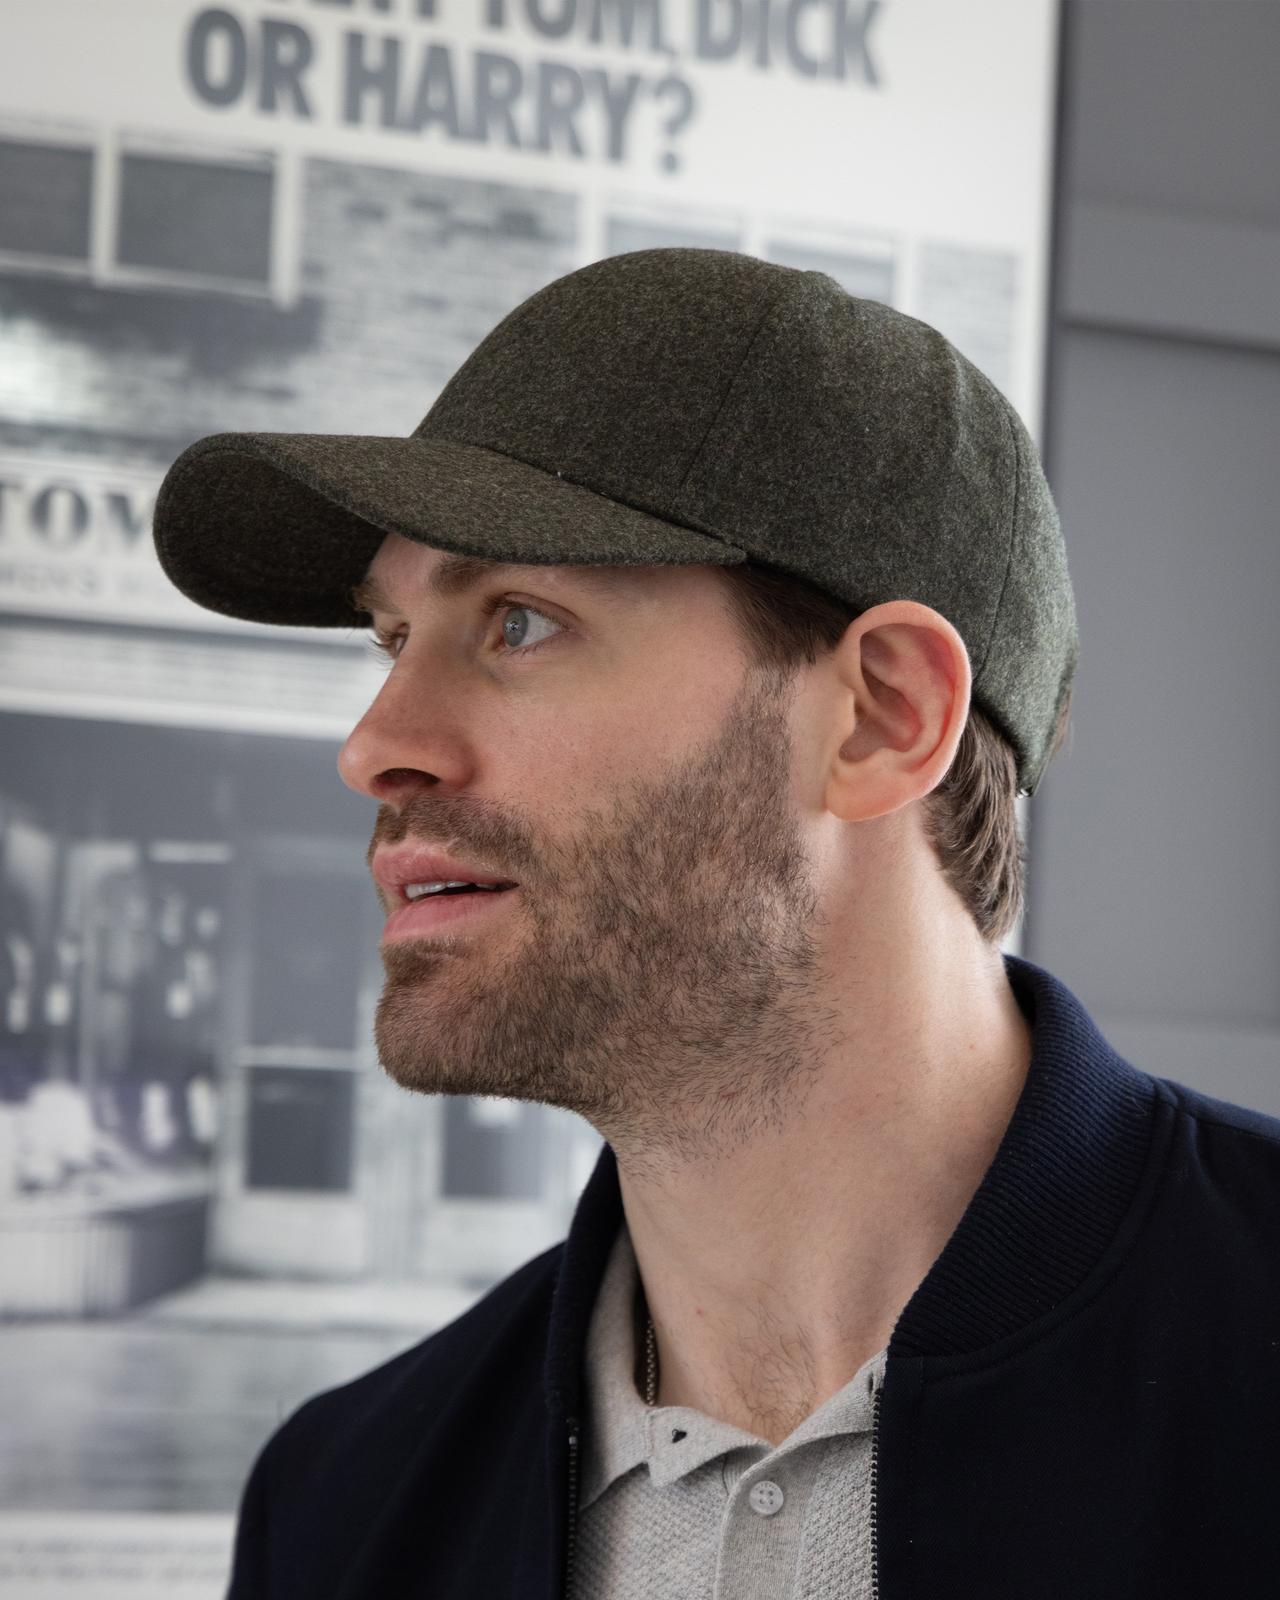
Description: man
xmin=153 ymin=249 xmax=1280 ymax=1598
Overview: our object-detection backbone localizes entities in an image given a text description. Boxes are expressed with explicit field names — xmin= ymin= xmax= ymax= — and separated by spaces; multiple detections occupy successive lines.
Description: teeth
xmin=404 ymin=880 xmax=501 ymax=900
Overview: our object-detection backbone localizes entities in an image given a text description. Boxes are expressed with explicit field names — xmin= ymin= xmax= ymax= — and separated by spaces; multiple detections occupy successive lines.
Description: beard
xmin=371 ymin=664 xmax=846 ymax=1167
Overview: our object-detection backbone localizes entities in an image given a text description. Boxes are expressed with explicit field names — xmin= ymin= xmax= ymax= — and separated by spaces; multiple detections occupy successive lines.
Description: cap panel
xmin=676 ymin=275 xmax=1017 ymax=679
xmin=416 ymin=248 xmax=791 ymax=518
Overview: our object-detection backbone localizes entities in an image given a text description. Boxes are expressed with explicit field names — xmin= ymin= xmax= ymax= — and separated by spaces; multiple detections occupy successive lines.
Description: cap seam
xmin=974 ymin=399 xmax=1021 ymax=685
xmin=428 ymin=435 xmax=749 ymax=555
xmin=671 ymin=287 xmax=789 ymax=501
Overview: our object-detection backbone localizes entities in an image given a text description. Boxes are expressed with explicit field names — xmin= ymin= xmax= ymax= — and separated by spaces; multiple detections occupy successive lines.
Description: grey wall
xmin=1026 ymin=1 xmax=1280 ymax=1113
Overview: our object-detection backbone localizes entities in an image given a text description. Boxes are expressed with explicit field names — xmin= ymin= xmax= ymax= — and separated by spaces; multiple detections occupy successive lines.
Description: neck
xmin=616 ymin=932 xmax=1031 ymax=1446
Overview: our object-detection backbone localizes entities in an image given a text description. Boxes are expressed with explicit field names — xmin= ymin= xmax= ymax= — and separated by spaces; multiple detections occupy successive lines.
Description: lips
xmin=372 ymin=845 xmax=519 ymax=903
xmin=381 ymin=881 xmax=518 ymax=943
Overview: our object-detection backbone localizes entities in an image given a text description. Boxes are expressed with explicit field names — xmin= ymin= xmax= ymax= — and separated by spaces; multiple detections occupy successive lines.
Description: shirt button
xmin=748 ymin=1480 xmax=785 ymax=1517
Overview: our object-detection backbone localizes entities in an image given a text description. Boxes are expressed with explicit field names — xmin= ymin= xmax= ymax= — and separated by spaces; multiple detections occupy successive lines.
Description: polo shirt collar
xmin=578 ymin=1220 xmax=888 ymax=1511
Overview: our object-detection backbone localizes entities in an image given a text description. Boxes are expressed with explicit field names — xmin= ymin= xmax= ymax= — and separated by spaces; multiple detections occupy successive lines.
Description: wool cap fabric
xmin=152 ymin=247 xmax=1077 ymax=793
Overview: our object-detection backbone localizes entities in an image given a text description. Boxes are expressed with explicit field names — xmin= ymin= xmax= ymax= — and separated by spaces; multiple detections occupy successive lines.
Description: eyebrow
xmin=349 ymin=554 xmax=623 ymax=617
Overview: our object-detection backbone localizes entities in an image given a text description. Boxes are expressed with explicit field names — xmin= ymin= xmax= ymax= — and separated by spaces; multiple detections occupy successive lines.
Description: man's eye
xmin=487 ymin=601 xmax=563 ymax=655
xmin=367 ymin=627 xmax=403 ymax=665
xmin=365 ymin=600 xmax=563 ymax=667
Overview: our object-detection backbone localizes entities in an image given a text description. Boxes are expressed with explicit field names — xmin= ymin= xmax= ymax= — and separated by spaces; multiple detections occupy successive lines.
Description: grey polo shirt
xmin=569 ymin=1221 xmax=888 ymax=1600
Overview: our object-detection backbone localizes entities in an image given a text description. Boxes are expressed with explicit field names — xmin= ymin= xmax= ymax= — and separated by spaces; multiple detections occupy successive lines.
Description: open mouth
xmin=384 ymin=884 xmax=519 ymax=943
xmin=405 ymin=883 xmax=517 ymax=900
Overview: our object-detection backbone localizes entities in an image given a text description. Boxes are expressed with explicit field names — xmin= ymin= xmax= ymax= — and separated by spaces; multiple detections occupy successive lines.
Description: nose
xmin=337 ymin=659 xmax=470 ymax=804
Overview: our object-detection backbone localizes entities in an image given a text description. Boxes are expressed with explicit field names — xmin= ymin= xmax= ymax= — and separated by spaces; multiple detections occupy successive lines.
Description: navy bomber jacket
xmin=228 ymin=954 xmax=1280 ymax=1598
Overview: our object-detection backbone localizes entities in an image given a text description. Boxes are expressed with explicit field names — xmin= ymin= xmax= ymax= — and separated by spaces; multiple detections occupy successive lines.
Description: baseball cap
xmin=152 ymin=247 xmax=1077 ymax=794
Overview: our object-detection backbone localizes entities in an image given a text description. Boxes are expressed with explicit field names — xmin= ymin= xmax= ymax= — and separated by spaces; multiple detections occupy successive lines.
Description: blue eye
xmin=365 ymin=597 xmax=564 ymax=667
xmin=496 ymin=602 xmax=561 ymax=655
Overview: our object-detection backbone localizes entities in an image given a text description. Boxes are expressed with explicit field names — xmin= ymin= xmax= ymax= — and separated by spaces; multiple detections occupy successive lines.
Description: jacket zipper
xmin=563 ymin=1418 xmax=580 ymax=1600
xmin=869 ymin=1380 xmax=883 ymax=1599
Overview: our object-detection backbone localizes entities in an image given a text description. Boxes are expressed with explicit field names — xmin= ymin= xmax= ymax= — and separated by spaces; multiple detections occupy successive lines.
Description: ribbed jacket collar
xmin=544 ymin=953 xmax=1158 ymax=1422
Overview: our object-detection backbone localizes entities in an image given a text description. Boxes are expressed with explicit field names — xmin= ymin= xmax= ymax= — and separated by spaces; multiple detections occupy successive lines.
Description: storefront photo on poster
xmin=0 ymin=1 xmax=1060 ymax=1592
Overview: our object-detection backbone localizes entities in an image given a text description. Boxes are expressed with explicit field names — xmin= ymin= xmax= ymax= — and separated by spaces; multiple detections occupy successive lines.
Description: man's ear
xmin=824 ymin=601 xmax=972 ymax=824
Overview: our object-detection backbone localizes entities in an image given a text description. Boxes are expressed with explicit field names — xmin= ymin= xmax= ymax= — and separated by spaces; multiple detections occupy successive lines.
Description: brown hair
xmin=711 ymin=562 xmax=1071 ymax=945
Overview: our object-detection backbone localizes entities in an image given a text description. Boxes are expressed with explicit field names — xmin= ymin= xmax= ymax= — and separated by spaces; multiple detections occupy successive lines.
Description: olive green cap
xmin=152 ymin=247 xmax=1076 ymax=793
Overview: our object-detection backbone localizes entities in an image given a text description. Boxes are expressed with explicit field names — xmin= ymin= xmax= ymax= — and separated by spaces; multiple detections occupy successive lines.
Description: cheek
xmin=486 ymin=629 xmax=743 ymax=806
xmin=490 ymin=690 xmax=681 ymax=809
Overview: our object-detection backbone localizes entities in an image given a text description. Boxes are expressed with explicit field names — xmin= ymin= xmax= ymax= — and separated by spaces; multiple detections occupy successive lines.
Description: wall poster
xmin=0 ymin=1 xmax=1060 ymax=1591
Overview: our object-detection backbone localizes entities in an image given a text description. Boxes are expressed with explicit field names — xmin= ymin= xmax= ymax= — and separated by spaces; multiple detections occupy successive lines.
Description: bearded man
xmin=153 ymin=248 xmax=1280 ymax=1599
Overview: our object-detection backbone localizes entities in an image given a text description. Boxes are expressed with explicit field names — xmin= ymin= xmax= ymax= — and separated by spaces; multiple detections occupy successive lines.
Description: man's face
xmin=338 ymin=533 xmax=842 ymax=1155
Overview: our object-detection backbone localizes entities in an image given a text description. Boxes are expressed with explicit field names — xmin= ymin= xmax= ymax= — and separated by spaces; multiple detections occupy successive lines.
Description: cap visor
xmin=153 ymin=432 xmax=745 ymax=627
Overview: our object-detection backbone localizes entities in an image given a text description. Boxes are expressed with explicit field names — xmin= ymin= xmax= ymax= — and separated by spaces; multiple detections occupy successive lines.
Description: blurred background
xmin=0 ymin=1 xmax=1276 ymax=1594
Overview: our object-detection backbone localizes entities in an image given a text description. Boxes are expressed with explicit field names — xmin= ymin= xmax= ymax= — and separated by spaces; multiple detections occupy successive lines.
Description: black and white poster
xmin=0 ymin=1 xmax=1060 ymax=1591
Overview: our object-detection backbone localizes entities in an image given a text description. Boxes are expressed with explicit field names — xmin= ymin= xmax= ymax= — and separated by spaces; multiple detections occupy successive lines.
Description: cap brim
xmin=153 ymin=432 xmax=746 ymax=627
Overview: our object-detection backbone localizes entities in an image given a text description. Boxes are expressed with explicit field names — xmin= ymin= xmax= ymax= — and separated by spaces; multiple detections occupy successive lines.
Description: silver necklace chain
xmin=644 ymin=1311 xmax=657 ymax=1407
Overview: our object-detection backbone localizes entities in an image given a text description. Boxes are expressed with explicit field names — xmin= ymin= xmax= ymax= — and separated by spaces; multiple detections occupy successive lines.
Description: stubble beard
xmin=372 ymin=666 xmax=846 ymax=1167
